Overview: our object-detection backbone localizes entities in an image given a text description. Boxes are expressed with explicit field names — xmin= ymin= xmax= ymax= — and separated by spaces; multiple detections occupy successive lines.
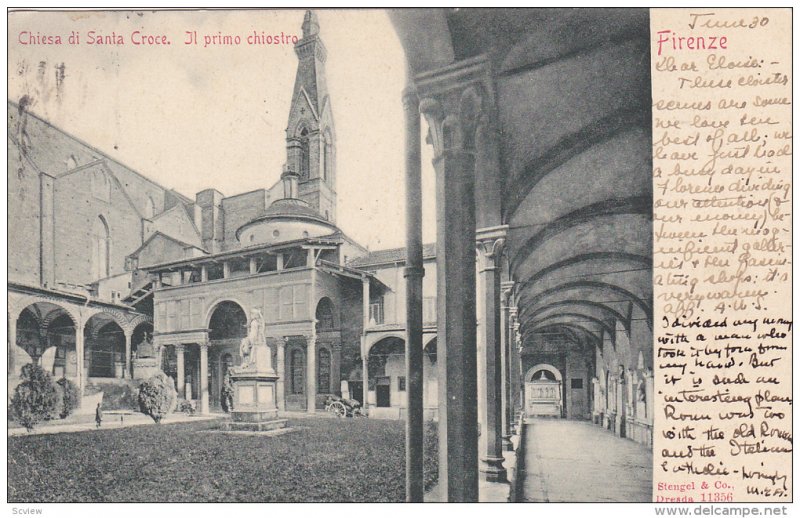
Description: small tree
xmin=221 ymin=369 xmax=234 ymax=413
xmin=11 ymin=363 xmax=60 ymax=431
xmin=137 ymin=372 xmax=176 ymax=423
xmin=56 ymin=377 xmax=80 ymax=419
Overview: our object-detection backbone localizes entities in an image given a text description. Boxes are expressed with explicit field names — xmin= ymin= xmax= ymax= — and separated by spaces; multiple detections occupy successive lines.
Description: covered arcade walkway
xmin=520 ymin=418 xmax=652 ymax=502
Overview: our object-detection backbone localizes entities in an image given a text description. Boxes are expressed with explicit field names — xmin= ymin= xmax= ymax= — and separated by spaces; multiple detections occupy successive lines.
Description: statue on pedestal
xmin=237 ymin=308 xmax=273 ymax=373
xmin=224 ymin=308 xmax=284 ymax=432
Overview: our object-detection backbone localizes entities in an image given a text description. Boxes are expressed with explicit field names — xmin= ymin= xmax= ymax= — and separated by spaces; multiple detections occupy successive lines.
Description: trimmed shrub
xmin=220 ymin=369 xmax=234 ymax=413
xmin=11 ymin=363 xmax=60 ymax=431
xmin=56 ymin=377 xmax=80 ymax=419
xmin=176 ymin=399 xmax=195 ymax=415
xmin=137 ymin=373 xmax=176 ymax=423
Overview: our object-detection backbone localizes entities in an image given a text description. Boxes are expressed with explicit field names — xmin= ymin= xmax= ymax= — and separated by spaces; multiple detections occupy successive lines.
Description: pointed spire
xmin=302 ymin=10 xmax=320 ymax=38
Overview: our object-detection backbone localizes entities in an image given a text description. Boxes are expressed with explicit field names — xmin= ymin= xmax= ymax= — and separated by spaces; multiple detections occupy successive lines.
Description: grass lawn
xmin=8 ymin=417 xmax=438 ymax=503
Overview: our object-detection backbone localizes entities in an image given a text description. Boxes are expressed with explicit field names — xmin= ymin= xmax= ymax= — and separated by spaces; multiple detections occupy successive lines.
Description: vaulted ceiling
xmin=390 ymin=8 xmax=653 ymax=353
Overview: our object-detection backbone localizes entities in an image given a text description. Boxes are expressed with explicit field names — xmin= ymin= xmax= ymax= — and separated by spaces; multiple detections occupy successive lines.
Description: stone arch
xmin=88 ymin=308 xmax=131 ymax=334
xmin=84 ymin=312 xmax=126 ymax=378
xmin=207 ymin=301 xmax=248 ymax=343
xmin=525 ymin=363 xmax=563 ymax=383
xmin=368 ymin=336 xmax=405 ymax=409
xmin=10 ymin=296 xmax=80 ymax=326
xmin=131 ymin=320 xmax=154 ymax=358
xmin=365 ymin=332 xmax=406 ymax=356
xmin=13 ymin=301 xmax=78 ymax=371
xmin=424 ymin=335 xmax=437 ymax=363
xmin=204 ymin=297 xmax=250 ymax=331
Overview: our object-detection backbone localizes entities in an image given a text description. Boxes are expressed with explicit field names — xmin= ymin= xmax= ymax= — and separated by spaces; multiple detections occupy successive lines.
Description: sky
xmin=7 ymin=9 xmax=437 ymax=250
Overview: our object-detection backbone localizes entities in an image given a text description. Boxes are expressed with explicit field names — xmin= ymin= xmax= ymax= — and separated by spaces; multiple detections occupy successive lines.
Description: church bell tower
xmin=285 ymin=10 xmax=337 ymax=224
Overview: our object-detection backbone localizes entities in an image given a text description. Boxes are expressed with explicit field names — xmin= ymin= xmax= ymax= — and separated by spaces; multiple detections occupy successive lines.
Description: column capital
xmin=475 ymin=225 xmax=508 ymax=272
xmin=198 ymin=342 xmax=209 ymax=351
xmin=174 ymin=344 xmax=185 ymax=353
xmin=416 ymin=56 xmax=494 ymax=159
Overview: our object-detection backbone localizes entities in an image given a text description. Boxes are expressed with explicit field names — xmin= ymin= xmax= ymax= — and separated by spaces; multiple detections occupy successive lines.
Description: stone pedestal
xmin=132 ymin=357 xmax=159 ymax=381
xmin=222 ymin=367 xmax=287 ymax=432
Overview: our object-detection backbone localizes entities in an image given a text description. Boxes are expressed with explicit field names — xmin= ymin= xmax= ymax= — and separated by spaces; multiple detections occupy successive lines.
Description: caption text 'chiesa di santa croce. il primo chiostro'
xmin=8 ymin=9 xmax=653 ymax=501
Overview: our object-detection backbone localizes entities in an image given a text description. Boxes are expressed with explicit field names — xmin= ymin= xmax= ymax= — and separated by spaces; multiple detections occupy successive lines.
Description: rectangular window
xmin=397 ymin=376 xmax=406 ymax=391
xmin=571 ymin=378 xmax=583 ymax=389
xmin=369 ymin=300 xmax=384 ymax=324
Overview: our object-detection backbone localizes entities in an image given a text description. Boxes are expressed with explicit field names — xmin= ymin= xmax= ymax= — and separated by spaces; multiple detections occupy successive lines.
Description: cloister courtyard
xmin=8 ymin=416 xmax=438 ymax=503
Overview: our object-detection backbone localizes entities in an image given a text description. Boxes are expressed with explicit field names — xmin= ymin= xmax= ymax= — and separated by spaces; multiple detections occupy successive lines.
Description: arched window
xmin=316 ymin=298 xmax=335 ymax=331
xmin=318 ymin=347 xmax=331 ymax=392
xmin=291 ymin=349 xmax=305 ymax=394
xmin=145 ymin=196 xmax=156 ymax=219
xmin=299 ymin=128 xmax=310 ymax=180
xmin=91 ymin=170 xmax=110 ymax=202
xmin=92 ymin=216 xmax=111 ymax=279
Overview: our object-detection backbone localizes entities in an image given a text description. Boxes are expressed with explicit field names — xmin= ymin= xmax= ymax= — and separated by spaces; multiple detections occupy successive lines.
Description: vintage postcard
xmin=5 ymin=6 xmax=793 ymax=512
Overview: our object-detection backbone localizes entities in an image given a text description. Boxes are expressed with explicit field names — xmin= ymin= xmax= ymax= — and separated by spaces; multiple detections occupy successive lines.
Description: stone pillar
xmin=306 ymin=335 xmax=316 ymax=413
xmin=418 ymin=58 xmax=490 ymax=501
xmin=276 ymin=338 xmax=286 ymax=410
xmin=199 ymin=343 xmax=209 ymax=414
xmin=76 ymin=314 xmax=85 ymax=400
xmin=176 ymin=345 xmax=186 ymax=399
xmin=276 ymin=254 xmax=284 ymax=271
xmin=507 ymin=308 xmax=518 ymax=422
xmin=403 ymin=85 xmax=425 ymax=502
xmin=249 ymin=257 xmax=258 ymax=275
xmin=331 ymin=343 xmax=342 ymax=395
xmin=476 ymin=227 xmax=508 ymax=482
xmin=361 ymin=275 xmax=370 ymax=327
xmin=222 ymin=262 xmax=230 ymax=279
xmin=124 ymin=329 xmax=132 ymax=379
xmin=361 ymin=343 xmax=369 ymax=412
xmin=500 ymin=281 xmax=514 ymax=451
xmin=200 ymin=265 xmax=208 ymax=282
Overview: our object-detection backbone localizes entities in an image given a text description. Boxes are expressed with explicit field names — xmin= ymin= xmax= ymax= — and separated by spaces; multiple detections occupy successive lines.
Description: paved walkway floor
xmin=520 ymin=418 xmax=651 ymax=502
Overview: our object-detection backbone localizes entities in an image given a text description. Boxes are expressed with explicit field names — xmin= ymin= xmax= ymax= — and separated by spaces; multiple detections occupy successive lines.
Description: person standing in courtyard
xmin=95 ymin=402 xmax=102 ymax=428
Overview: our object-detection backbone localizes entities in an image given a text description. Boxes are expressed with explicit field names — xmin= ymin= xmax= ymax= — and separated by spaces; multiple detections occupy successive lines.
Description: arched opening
xmin=208 ymin=301 xmax=247 ymax=345
xmin=92 ymin=216 xmax=111 ymax=280
xmin=315 ymin=297 xmax=335 ymax=331
xmin=131 ymin=322 xmax=153 ymax=358
xmin=368 ymin=336 xmax=405 ymax=409
xmin=85 ymin=314 xmax=125 ymax=379
xmin=299 ymin=127 xmax=310 ymax=180
xmin=47 ymin=314 xmax=76 ymax=379
xmin=13 ymin=302 xmax=77 ymax=380
xmin=16 ymin=308 xmax=44 ymax=364
xmin=207 ymin=301 xmax=247 ymax=407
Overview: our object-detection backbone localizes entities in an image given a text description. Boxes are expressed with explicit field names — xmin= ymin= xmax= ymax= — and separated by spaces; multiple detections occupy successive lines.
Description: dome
xmin=262 ymin=198 xmax=328 ymax=222
xmin=235 ymin=197 xmax=338 ymax=245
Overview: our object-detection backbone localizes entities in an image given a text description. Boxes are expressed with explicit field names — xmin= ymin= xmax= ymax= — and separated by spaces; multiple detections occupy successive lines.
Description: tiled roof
xmin=347 ymin=243 xmax=436 ymax=267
